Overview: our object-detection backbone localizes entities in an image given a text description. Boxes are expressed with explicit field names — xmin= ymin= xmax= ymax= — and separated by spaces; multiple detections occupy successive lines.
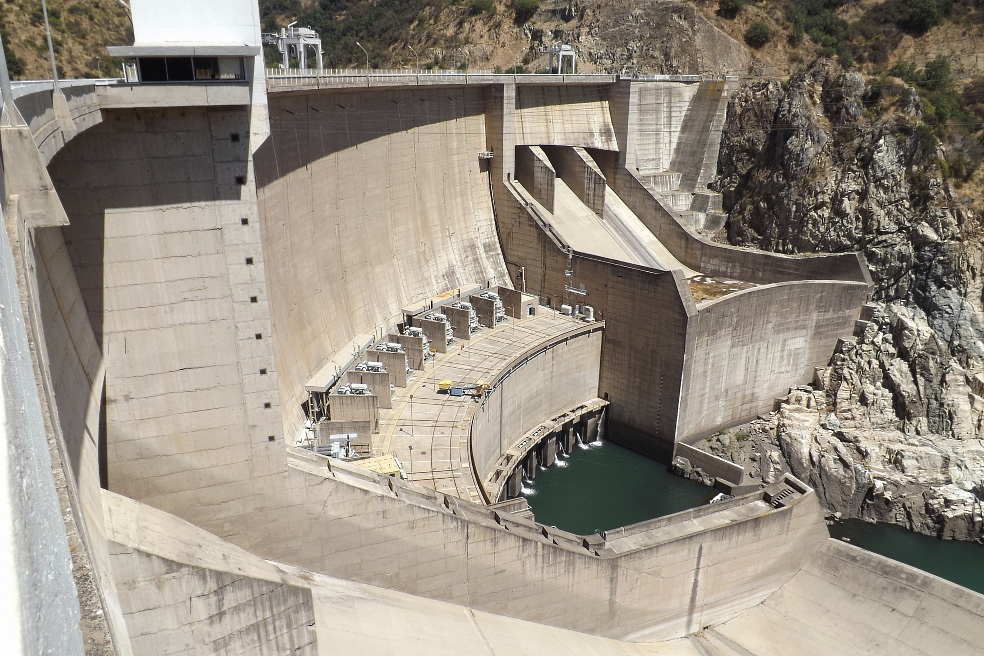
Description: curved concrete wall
xmin=266 ymin=452 xmax=829 ymax=641
xmin=254 ymin=87 xmax=508 ymax=441
xmin=678 ymin=280 xmax=871 ymax=441
xmin=470 ymin=325 xmax=603 ymax=481
xmin=515 ymin=86 xmax=618 ymax=150
xmin=46 ymin=106 xmax=287 ymax=535
xmin=0 ymin=205 xmax=88 ymax=655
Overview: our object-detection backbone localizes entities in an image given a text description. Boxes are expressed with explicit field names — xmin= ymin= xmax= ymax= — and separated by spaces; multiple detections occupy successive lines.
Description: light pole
xmin=408 ymin=45 xmax=419 ymax=71
xmin=409 ymin=394 xmax=414 ymax=439
xmin=40 ymin=0 xmax=60 ymax=91
xmin=407 ymin=444 xmax=413 ymax=479
xmin=356 ymin=41 xmax=369 ymax=71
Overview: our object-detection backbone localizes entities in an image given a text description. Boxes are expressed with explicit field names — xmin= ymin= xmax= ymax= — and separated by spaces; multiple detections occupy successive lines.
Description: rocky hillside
xmin=693 ymin=59 xmax=984 ymax=541
xmin=0 ymin=0 xmax=130 ymax=79
xmin=260 ymin=0 xmax=750 ymax=74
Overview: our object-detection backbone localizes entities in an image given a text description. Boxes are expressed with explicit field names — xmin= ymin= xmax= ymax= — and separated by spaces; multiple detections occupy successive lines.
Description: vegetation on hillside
xmin=717 ymin=0 xmax=984 ymax=68
xmin=262 ymin=0 xmax=469 ymax=69
xmin=879 ymin=56 xmax=984 ymax=183
xmin=0 ymin=0 xmax=131 ymax=79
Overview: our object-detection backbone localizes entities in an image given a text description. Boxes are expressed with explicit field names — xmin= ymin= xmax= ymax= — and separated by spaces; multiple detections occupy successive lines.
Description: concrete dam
xmin=1 ymin=2 xmax=981 ymax=654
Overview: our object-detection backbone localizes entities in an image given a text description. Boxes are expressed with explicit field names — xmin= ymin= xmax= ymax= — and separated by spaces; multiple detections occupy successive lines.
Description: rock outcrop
xmin=705 ymin=59 xmax=984 ymax=541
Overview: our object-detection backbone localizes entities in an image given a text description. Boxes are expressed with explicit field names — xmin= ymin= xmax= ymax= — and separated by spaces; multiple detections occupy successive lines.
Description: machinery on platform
xmin=479 ymin=291 xmax=506 ymax=323
xmin=404 ymin=326 xmax=432 ymax=357
xmin=424 ymin=312 xmax=455 ymax=344
xmin=262 ymin=22 xmax=324 ymax=69
xmin=451 ymin=301 xmax=480 ymax=332
xmin=335 ymin=383 xmax=372 ymax=396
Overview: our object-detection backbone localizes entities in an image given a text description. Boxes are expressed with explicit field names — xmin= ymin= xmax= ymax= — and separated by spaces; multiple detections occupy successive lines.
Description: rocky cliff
xmin=701 ymin=59 xmax=984 ymax=541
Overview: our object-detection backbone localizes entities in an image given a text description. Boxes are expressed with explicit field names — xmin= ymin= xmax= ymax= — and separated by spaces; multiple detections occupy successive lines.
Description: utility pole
xmin=356 ymin=41 xmax=369 ymax=71
xmin=0 ymin=31 xmax=13 ymax=116
xmin=40 ymin=0 xmax=60 ymax=91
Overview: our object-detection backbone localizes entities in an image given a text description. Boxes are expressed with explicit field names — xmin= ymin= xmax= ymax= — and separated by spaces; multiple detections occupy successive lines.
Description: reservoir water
xmin=520 ymin=437 xmax=714 ymax=535
xmin=522 ymin=436 xmax=984 ymax=595
xmin=829 ymin=519 xmax=984 ymax=595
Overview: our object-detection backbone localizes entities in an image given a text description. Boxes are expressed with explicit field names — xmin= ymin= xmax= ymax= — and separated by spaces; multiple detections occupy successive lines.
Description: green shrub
xmin=898 ymin=0 xmax=953 ymax=32
xmin=744 ymin=21 xmax=773 ymax=47
xmin=514 ymin=0 xmax=539 ymax=23
xmin=718 ymin=0 xmax=744 ymax=18
xmin=468 ymin=0 xmax=495 ymax=15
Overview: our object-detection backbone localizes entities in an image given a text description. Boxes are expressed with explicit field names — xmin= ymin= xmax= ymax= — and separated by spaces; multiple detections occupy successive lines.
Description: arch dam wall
xmin=252 ymin=86 xmax=509 ymax=443
xmin=7 ymin=72 xmax=978 ymax=656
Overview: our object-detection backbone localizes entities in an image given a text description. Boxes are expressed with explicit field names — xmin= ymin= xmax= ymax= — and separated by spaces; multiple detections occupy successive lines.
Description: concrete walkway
xmin=377 ymin=310 xmax=585 ymax=503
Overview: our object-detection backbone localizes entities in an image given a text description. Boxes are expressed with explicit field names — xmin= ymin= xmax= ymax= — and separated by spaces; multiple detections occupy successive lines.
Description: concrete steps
xmin=665 ymin=191 xmax=693 ymax=211
xmin=642 ymin=171 xmax=683 ymax=193
xmin=690 ymin=191 xmax=723 ymax=213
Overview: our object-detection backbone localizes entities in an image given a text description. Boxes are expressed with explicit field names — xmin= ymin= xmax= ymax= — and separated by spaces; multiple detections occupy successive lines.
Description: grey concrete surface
xmin=515 ymin=145 xmax=557 ymax=212
xmin=254 ymin=86 xmax=509 ymax=443
xmin=8 ymin=42 xmax=974 ymax=656
xmin=543 ymin=145 xmax=607 ymax=217
xmin=377 ymin=311 xmax=594 ymax=502
xmin=0 ymin=182 xmax=86 ymax=655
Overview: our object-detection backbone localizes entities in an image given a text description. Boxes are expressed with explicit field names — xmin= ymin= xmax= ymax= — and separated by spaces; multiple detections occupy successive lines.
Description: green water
xmin=522 ymin=437 xmax=984 ymax=595
xmin=520 ymin=438 xmax=715 ymax=535
xmin=828 ymin=519 xmax=984 ymax=595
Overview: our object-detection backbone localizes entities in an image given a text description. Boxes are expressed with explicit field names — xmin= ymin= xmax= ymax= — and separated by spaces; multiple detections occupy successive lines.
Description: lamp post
xmin=407 ymin=444 xmax=413 ymax=479
xmin=409 ymin=394 xmax=414 ymax=439
xmin=40 ymin=0 xmax=60 ymax=91
xmin=408 ymin=45 xmax=419 ymax=71
xmin=356 ymin=41 xmax=369 ymax=71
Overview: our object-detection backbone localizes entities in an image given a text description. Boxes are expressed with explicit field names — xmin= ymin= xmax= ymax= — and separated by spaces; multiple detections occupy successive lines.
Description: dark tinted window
xmin=138 ymin=57 xmax=168 ymax=82
xmin=166 ymin=57 xmax=194 ymax=81
xmin=194 ymin=57 xmax=218 ymax=80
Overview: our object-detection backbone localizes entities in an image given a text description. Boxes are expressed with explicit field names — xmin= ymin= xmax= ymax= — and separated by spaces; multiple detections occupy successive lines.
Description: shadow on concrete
xmin=47 ymin=106 xmax=250 ymax=343
xmin=255 ymin=86 xmax=485 ymax=187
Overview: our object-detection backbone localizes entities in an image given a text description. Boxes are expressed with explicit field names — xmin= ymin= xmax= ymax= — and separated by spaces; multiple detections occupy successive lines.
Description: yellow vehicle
xmin=438 ymin=379 xmax=453 ymax=391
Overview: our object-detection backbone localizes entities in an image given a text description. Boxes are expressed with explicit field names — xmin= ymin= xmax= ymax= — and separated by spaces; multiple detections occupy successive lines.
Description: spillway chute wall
xmin=678 ymin=279 xmax=872 ymax=442
xmin=254 ymin=87 xmax=509 ymax=442
xmin=470 ymin=325 xmax=603 ymax=485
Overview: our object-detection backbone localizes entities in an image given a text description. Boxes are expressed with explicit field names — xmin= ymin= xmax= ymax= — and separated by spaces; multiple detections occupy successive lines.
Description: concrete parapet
xmin=608 ymin=164 xmax=872 ymax=287
xmin=444 ymin=305 xmax=473 ymax=341
xmin=674 ymin=442 xmax=744 ymax=484
xmin=391 ymin=334 xmax=426 ymax=370
xmin=368 ymin=349 xmax=408 ymax=386
xmin=469 ymin=295 xmax=498 ymax=328
xmin=275 ymin=451 xmax=830 ymax=640
xmin=418 ymin=318 xmax=449 ymax=353
xmin=515 ymin=145 xmax=556 ymax=213
xmin=330 ymin=393 xmax=379 ymax=430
